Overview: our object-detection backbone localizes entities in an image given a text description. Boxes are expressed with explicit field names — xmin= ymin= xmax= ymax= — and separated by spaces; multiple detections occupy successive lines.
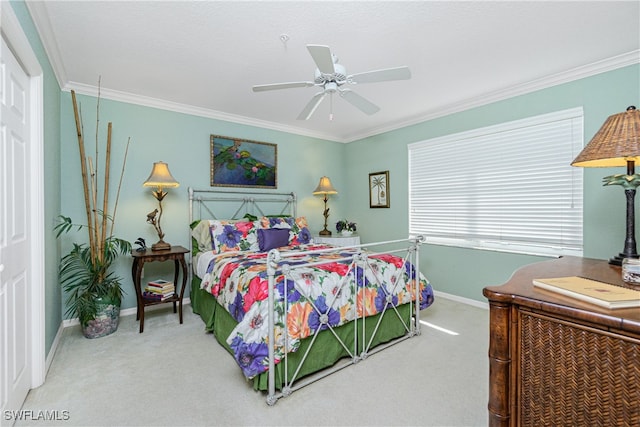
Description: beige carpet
xmin=16 ymin=296 xmax=488 ymax=427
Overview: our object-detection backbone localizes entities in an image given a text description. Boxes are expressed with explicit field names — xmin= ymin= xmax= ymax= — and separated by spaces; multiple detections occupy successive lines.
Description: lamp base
xmin=319 ymin=229 xmax=332 ymax=236
xmin=609 ymin=253 xmax=639 ymax=266
xmin=151 ymin=241 xmax=171 ymax=251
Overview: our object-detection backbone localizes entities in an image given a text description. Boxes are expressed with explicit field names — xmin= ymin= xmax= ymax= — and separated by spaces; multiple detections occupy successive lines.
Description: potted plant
xmin=55 ymin=89 xmax=132 ymax=339
xmin=55 ymin=217 xmax=130 ymax=338
xmin=336 ymin=219 xmax=357 ymax=236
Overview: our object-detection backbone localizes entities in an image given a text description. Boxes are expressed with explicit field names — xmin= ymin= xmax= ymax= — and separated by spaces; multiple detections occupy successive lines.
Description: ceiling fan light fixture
xmin=253 ymin=44 xmax=411 ymax=120
xmin=314 ymin=63 xmax=347 ymax=84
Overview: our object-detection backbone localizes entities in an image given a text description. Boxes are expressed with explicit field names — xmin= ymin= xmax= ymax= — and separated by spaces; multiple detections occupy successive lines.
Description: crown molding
xmin=345 ymin=50 xmax=640 ymax=142
xmin=63 ymin=81 xmax=341 ymax=142
xmin=24 ymin=1 xmax=67 ymax=90
xmin=3 ymin=2 xmax=41 ymax=76
xmin=68 ymin=50 xmax=638 ymax=145
xmin=23 ymin=0 xmax=639 ymax=143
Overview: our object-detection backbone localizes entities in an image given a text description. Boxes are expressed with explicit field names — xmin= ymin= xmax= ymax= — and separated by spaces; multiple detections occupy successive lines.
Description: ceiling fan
xmin=252 ymin=45 xmax=411 ymax=120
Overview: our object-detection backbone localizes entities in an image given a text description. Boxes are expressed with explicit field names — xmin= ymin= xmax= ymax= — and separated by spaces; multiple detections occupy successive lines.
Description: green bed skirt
xmin=191 ymin=276 xmax=414 ymax=391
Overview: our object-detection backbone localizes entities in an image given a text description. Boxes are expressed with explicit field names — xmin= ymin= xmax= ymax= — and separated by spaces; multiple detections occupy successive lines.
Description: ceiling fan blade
xmin=349 ymin=66 xmax=411 ymax=84
xmin=306 ymin=45 xmax=335 ymax=75
xmin=340 ymin=90 xmax=380 ymax=115
xmin=297 ymin=92 xmax=326 ymax=120
xmin=252 ymin=81 xmax=315 ymax=92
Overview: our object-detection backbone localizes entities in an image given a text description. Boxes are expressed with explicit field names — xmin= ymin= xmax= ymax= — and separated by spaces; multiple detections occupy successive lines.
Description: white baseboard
xmin=44 ymin=322 xmax=65 ymax=378
xmin=119 ymin=297 xmax=192 ymax=317
xmin=47 ymin=298 xmax=192 ymax=378
xmin=43 ymin=293 xmax=481 ymax=387
xmin=60 ymin=297 xmax=192 ymax=328
xmin=46 ymin=294 xmax=481 ymax=376
xmin=434 ymin=290 xmax=489 ymax=310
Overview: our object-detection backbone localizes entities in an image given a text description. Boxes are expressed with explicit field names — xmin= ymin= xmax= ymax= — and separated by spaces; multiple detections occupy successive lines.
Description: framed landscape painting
xmin=369 ymin=171 xmax=390 ymax=208
xmin=210 ymin=135 xmax=277 ymax=188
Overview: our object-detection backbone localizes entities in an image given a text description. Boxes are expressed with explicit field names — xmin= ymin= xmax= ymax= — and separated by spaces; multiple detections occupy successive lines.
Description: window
xmin=409 ymin=107 xmax=584 ymax=257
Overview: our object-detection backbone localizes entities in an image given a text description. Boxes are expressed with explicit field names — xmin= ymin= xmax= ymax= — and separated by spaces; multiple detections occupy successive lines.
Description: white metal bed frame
xmin=188 ymin=187 xmax=424 ymax=405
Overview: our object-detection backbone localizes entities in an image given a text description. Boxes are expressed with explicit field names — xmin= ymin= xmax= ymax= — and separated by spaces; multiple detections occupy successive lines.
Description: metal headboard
xmin=188 ymin=187 xmax=297 ymax=282
xmin=188 ymin=187 xmax=297 ymax=224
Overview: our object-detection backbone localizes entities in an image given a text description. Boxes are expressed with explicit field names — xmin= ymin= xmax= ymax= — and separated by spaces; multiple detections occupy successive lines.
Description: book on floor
xmin=532 ymin=276 xmax=640 ymax=309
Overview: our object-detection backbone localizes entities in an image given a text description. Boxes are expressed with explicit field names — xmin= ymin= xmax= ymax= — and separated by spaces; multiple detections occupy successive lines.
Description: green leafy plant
xmin=56 ymin=216 xmax=131 ymax=325
xmin=336 ymin=220 xmax=357 ymax=233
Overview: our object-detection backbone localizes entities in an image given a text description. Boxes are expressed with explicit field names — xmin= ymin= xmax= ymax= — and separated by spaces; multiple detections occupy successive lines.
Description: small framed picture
xmin=369 ymin=171 xmax=390 ymax=208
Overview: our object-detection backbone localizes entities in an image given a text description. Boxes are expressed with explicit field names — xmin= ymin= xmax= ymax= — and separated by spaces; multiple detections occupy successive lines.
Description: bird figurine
xmin=146 ymin=209 xmax=158 ymax=225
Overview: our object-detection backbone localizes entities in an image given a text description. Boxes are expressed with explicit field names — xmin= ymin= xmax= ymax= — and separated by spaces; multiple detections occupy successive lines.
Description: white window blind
xmin=408 ymin=107 xmax=584 ymax=257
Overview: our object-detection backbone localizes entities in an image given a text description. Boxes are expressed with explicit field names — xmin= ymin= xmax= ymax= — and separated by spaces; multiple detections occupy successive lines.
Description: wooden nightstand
xmin=131 ymin=245 xmax=189 ymax=333
xmin=314 ymin=234 xmax=361 ymax=247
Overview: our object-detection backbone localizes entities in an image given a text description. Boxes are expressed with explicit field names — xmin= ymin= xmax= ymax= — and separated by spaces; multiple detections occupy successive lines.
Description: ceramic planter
xmin=81 ymin=297 xmax=120 ymax=339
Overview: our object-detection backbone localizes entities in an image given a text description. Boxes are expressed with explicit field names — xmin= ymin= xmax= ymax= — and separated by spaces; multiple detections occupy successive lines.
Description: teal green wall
xmin=347 ymin=64 xmax=640 ymax=301
xmin=58 ymin=93 xmax=343 ymax=312
xmin=11 ymin=0 xmax=640 ymax=356
xmin=10 ymin=1 xmax=62 ymax=356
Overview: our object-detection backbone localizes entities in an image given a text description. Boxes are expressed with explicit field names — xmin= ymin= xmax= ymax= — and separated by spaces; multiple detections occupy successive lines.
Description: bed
xmin=188 ymin=187 xmax=434 ymax=405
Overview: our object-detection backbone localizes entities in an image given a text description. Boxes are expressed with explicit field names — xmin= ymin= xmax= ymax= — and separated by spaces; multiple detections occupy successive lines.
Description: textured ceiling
xmin=26 ymin=1 xmax=640 ymax=142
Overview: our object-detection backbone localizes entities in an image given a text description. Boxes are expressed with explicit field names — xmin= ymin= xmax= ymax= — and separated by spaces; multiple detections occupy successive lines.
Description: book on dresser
xmin=532 ymin=276 xmax=640 ymax=309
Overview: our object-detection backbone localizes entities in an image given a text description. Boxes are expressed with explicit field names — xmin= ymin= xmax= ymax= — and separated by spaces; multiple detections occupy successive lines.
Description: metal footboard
xmin=265 ymin=237 xmax=424 ymax=405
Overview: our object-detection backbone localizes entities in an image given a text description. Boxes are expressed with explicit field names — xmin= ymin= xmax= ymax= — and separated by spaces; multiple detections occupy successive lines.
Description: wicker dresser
xmin=483 ymin=256 xmax=640 ymax=427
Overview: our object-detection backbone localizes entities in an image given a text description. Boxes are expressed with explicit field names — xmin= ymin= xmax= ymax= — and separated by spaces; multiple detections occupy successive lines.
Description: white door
xmin=0 ymin=35 xmax=32 ymax=418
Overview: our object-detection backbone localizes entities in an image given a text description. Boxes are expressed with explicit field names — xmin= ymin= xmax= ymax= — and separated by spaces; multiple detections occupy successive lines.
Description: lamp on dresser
xmin=143 ymin=161 xmax=180 ymax=251
xmin=313 ymin=176 xmax=337 ymax=236
xmin=571 ymin=106 xmax=640 ymax=265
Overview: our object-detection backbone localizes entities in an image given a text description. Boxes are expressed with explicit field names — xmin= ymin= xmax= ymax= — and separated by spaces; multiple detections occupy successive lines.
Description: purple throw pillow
xmin=257 ymin=228 xmax=290 ymax=252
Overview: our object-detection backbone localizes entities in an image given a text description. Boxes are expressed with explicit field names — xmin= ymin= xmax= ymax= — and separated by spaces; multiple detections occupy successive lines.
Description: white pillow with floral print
xmin=209 ymin=220 xmax=259 ymax=253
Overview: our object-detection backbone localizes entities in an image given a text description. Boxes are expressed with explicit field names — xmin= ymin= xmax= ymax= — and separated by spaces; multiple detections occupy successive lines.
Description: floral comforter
xmin=200 ymin=244 xmax=434 ymax=378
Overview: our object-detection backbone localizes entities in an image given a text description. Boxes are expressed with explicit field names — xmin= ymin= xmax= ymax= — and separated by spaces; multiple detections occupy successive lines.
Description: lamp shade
xmin=571 ymin=106 xmax=640 ymax=167
xmin=143 ymin=161 xmax=180 ymax=188
xmin=313 ymin=176 xmax=338 ymax=195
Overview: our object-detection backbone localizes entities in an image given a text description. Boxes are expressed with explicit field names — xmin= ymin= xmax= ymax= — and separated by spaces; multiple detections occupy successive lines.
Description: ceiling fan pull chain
xmin=329 ymin=93 xmax=334 ymax=121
